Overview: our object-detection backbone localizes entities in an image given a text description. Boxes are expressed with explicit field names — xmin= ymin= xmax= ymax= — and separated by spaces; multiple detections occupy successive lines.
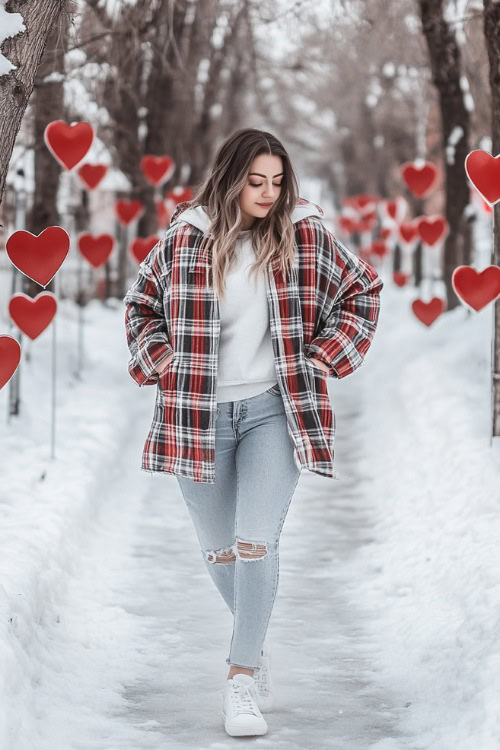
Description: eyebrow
xmin=249 ymin=172 xmax=284 ymax=177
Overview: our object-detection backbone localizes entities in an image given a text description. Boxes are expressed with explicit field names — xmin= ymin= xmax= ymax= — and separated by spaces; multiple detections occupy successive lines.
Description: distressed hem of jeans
xmin=225 ymin=659 xmax=260 ymax=669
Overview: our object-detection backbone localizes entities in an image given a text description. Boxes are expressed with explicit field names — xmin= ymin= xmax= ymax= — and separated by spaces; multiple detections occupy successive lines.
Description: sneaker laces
xmin=229 ymin=681 xmax=260 ymax=715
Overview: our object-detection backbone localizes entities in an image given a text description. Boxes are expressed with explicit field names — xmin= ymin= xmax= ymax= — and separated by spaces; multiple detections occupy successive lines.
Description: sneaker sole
xmin=221 ymin=710 xmax=268 ymax=737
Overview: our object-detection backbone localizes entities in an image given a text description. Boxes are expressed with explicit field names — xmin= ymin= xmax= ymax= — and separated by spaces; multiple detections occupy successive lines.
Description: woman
xmin=124 ymin=128 xmax=384 ymax=737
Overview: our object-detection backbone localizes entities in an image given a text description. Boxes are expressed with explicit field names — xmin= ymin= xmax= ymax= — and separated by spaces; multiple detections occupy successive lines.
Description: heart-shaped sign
xmin=416 ymin=215 xmax=449 ymax=246
xmin=401 ymin=161 xmax=439 ymax=198
xmin=44 ymin=120 xmax=94 ymax=170
xmin=371 ymin=240 xmax=388 ymax=257
xmin=0 ymin=335 xmax=21 ymax=390
xmin=9 ymin=292 xmax=58 ymax=340
xmin=412 ymin=297 xmax=446 ymax=326
xmin=165 ymin=185 xmax=193 ymax=204
xmin=141 ymin=155 xmax=175 ymax=187
xmin=393 ymin=272 xmax=410 ymax=287
xmin=355 ymin=194 xmax=380 ymax=211
xmin=452 ymin=265 xmax=500 ymax=312
xmin=130 ymin=236 xmax=160 ymax=264
xmin=354 ymin=218 xmax=377 ymax=233
xmin=115 ymin=199 xmax=144 ymax=225
xmin=465 ymin=150 xmax=500 ymax=207
xmin=385 ymin=197 xmax=408 ymax=223
xmin=156 ymin=200 xmax=170 ymax=228
xmin=77 ymin=163 xmax=108 ymax=190
xmin=399 ymin=222 xmax=419 ymax=245
xmin=339 ymin=216 xmax=356 ymax=234
xmin=78 ymin=233 xmax=115 ymax=268
xmin=6 ymin=226 xmax=70 ymax=287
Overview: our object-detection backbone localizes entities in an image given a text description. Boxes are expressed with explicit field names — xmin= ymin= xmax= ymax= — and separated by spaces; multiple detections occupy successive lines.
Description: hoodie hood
xmin=168 ymin=197 xmax=324 ymax=233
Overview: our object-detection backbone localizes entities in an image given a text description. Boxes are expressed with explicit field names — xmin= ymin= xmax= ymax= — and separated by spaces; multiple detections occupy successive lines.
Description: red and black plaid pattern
xmin=124 ymin=198 xmax=384 ymax=483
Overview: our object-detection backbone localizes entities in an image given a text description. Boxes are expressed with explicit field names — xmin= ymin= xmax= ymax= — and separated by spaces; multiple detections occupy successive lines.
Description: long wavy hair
xmin=189 ymin=128 xmax=300 ymax=300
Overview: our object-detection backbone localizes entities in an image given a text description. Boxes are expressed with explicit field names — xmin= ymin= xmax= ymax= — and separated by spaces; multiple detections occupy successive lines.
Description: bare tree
xmin=418 ymin=0 xmax=472 ymax=311
xmin=0 ymin=0 xmax=70 ymax=207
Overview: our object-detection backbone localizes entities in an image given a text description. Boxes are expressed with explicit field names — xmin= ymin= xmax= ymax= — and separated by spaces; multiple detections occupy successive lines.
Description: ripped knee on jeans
xmin=236 ymin=538 xmax=268 ymax=561
xmin=204 ymin=544 xmax=236 ymax=564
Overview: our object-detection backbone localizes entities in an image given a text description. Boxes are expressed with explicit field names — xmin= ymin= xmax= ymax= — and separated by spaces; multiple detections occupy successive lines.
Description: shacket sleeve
xmin=305 ymin=226 xmax=384 ymax=380
xmin=123 ymin=236 xmax=174 ymax=387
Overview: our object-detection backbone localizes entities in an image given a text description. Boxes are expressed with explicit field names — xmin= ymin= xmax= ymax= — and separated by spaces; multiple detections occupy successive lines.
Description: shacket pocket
xmin=157 ymin=353 xmax=177 ymax=391
xmin=305 ymin=356 xmax=328 ymax=379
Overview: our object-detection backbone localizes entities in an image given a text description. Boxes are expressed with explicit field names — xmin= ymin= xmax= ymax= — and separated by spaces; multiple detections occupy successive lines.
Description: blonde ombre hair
xmin=190 ymin=128 xmax=299 ymax=300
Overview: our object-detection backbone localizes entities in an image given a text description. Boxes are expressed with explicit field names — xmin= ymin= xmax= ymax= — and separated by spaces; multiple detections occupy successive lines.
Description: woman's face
xmin=239 ymin=153 xmax=283 ymax=229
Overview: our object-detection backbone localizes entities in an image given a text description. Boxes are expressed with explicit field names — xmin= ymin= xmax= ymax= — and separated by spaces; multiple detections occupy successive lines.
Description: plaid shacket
xmin=123 ymin=198 xmax=384 ymax=484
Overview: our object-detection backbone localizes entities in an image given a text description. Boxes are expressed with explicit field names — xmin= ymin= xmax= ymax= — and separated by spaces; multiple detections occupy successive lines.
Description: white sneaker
xmin=221 ymin=673 xmax=268 ymax=737
xmin=255 ymin=644 xmax=274 ymax=711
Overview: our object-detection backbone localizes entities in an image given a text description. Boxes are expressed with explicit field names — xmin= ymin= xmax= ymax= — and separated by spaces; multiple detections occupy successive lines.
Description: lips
xmin=256 ymin=202 xmax=273 ymax=206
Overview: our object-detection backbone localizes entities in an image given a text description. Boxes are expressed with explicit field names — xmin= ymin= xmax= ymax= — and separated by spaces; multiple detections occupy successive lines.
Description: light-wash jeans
xmin=175 ymin=383 xmax=302 ymax=670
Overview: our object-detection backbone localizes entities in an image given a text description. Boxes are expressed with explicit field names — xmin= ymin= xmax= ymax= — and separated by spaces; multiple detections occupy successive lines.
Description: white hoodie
xmin=174 ymin=201 xmax=324 ymax=403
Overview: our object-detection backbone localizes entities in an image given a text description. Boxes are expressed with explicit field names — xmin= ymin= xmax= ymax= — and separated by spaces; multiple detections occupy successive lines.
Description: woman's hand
xmin=155 ymin=351 xmax=174 ymax=375
xmin=307 ymin=357 xmax=329 ymax=375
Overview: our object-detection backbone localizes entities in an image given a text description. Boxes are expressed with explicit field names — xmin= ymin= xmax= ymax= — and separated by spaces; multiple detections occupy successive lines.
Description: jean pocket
xmin=266 ymin=384 xmax=281 ymax=396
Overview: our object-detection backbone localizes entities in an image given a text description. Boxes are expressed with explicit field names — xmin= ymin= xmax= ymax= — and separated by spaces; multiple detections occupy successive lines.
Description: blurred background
xmin=1 ymin=2 xmax=500 ymax=749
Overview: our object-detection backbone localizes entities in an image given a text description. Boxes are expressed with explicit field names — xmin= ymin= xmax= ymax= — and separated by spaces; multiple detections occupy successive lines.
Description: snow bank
xmin=351 ymin=275 xmax=500 ymax=749
xmin=0 ymin=296 xmax=143 ymax=748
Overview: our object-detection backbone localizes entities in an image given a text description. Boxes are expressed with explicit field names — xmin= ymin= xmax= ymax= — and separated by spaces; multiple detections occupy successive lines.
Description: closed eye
xmin=249 ymin=182 xmax=282 ymax=187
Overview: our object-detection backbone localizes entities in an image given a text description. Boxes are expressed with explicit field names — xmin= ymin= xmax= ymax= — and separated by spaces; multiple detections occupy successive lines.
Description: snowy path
xmin=28 ymin=378 xmax=415 ymax=750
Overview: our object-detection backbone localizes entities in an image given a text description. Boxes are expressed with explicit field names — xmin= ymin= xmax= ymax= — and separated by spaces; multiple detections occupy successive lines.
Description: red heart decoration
xmin=141 ymin=155 xmax=175 ymax=187
xmin=6 ymin=226 xmax=70 ymax=287
xmin=130 ymin=236 xmax=160 ymax=264
xmin=452 ymin=265 xmax=500 ymax=312
xmin=165 ymin=185 xmax=194 ymax=204
xmin=399 ymin=222 xmax=418 ymax=244
xmin=156 ymin=200 xmax=170 ymax=228
xmin=361 ymin=209 xmax=378 ymax=224
xmin=78 ymin=233 xmax=115 ymax=268
xmin=353 ymin=217 xmax=376 ymax=233
xmin=9 ymin=292 xmax=58 ymax=340
xmin=416 ymin=215 xmax=449 ymax=246
xmin=77 ymin=163 xmax=108 ymax=190
xmin=379 ymin=227 xmax=392 ymax=240
xmin=115 ymin=199 xmax=144 ymax=225
xmin=44 ymin=120 xmax=94 ymax=170
xmin=386 ymin=200 xmax=398 ymax=220
xmin=412 ymin=297 xmax=446 ymax=326
xmin=393 ymin=272 xmax=409 ymax=287
xmin=384 ymin=196 xmax=408 ymax=223
xmin=401 ymin=161 xmax=439 ymax=198
xmin=0 ymin=335 xmax=21 ymax=390
xmin=355 ymin=194 xmax=380 ymax=210
xmin=465 ymin=150 xmax=500 ymax=207
xmin=371 ymin=240 xmax=388 ymax=257
xmin=339 ymin=216 xmax=356 ymax=234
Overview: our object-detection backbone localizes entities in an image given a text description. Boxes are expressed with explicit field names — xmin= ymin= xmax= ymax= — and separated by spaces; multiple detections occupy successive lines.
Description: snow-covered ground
xmin=1 ymin=255 xmax=499 ymax=748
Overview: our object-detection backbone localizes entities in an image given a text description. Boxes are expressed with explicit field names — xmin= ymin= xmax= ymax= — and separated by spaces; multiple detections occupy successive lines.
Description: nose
xmin=262 ymin=180 xmax=275 ymax=199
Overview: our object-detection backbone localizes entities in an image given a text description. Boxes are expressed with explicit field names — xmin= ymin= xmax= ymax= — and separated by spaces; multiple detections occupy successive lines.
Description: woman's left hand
xmin=308 ymin=357 xmax=329 ymax=375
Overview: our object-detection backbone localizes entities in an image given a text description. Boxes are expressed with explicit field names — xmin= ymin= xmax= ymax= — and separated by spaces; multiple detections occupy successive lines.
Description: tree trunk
xmin=418 ymin=0 xmax=472 ymax=312
xmin=483 ymin=0 xmax=500 ymax=436
xmin=24 ymin=14 xmax=68 ymax=298
xmin=0 ymin=0 xmax=68 ymax=207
